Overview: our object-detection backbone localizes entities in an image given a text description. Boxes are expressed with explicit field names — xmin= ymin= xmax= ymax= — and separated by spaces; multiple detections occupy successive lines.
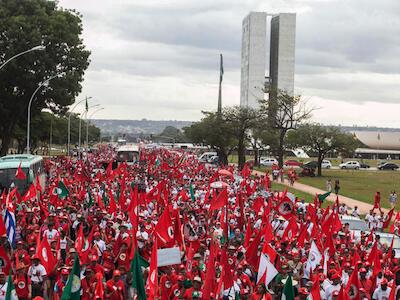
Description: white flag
xmin=306 ymin=241 xmax=322 ymax=271
xmin=257 ymin=253 xmax=279 ymax=286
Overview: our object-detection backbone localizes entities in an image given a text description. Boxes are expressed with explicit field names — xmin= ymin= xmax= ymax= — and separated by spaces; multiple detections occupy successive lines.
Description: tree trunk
xmin=317 ymin=152 xmax=323 ymax=177
xmin=216 ymin=148 xmax=228 ymax=166
xmin=253 ymin=147 xmax=259 ymax=167
xmin=237 ymin=137 xmax=246 ymax=170
xmin=0 ymin=134 xmax=12 ymax=156
xmin=277 ymin=129 xmax=286 ymax=168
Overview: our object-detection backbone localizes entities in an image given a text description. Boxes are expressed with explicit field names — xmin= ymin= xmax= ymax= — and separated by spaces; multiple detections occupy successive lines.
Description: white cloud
xmin=59 ymin=0 xmax=400 ymax=127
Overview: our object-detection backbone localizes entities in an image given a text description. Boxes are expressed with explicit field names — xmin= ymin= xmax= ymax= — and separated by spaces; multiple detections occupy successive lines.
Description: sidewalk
xmin=252 ymin=170 xmax=387 ymax=214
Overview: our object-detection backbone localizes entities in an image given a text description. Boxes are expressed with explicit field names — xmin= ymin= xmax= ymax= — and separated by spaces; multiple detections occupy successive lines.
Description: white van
xmin=260 ymin=157 xmax=278 ymax=167
xmin=198 ymin=152 xmax=217 ymax=162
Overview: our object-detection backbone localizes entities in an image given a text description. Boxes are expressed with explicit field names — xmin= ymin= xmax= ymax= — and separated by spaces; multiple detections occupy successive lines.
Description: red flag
xmin=105 ymin=161 xmax=113 ymax=178
xmin=173 ymin=209 xmax=184 ymax=250
xmin=0 ymin=245 xmax=11 ymax=274
xmin=209 ymin=188 xmax=228 ymax=211
xmin=22 ymin=184 xmax=37 ymax=201
xmin=154 ymin=207 xmax=174 ymax=245
xmin=246 ymin=227 xmax=263 ymax=269
xmin=0 ymin=215 xmax=6 ymax=238
xmin=345 ymin=264 xmax=360 ymax=300
xmin=94 ymin=272 xmax=105 ymax=300
xmin=311 ymin=277 xmax=321 ymax=300
xmin=383 ymin=208 xmax=395 ymax=229
xmin=338 ymin=286 xmax=351 ymax=300
xmin=202 ymin=241 xmax=216 ymax=299
xmin=37 ymin=235 xmax=57 ymax=274
xmin=75 ymin=225 xmax=84 ymax=252
xmin=220 ymin=248 xmax=234 ymax=289
xmin=108 ymin=192 xmax=117 ymax=215
xmin=241 ymin=163 xmax=251 ymax=178
xmin=35 ymin=176 xmax=42 ymax=193
xmin=388 ymin=236 xmax=395 ymax=260
xmin=128 ymin=186 xmax=139 ymax=232
xmin=282 ymin=217 xmax=298 ymax=241
xmin=15 ymin=162 xmax=27 ymax=180
xmin=148 ymin=239 xmax=158 ymax=300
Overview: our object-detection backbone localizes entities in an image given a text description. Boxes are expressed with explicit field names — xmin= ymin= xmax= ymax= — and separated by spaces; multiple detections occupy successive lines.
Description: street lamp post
xmin=67 ymin=96 xmax=92 ymax=155
xmin=26 ymin=73 xmax=63 ymax=154
xmin=87 ymin=107 xmax=104 ymax=147
xmin=78 ymin=104 xmax=99 ymax=155
xmin=0 ymin=45 xmax=46 ymax=70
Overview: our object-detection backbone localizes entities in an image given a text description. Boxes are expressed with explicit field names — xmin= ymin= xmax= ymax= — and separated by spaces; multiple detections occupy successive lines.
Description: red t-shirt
xmin=106 ymin=279 xmax=125 ymax=300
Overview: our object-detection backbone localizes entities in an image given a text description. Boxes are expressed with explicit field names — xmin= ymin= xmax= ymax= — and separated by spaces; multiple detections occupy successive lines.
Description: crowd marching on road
xmin=0 ymin=145 xmax=400 ymax=300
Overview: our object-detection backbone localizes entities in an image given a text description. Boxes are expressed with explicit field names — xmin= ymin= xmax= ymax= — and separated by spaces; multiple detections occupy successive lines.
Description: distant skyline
xmin=59 ymin=0 xmax=400 ymax=127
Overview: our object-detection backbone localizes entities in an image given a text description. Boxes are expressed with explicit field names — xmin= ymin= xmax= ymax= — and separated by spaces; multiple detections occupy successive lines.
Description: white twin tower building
xmin=240 ymin=12 xmax=296 ymax=108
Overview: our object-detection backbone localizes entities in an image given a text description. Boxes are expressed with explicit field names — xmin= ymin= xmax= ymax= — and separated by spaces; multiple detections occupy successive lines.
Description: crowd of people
xmin=0 ymin=146 xmax=400 ymax=300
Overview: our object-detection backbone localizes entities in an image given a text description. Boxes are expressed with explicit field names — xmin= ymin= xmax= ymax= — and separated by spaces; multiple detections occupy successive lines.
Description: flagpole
xmin=67 ymin=96 xmax=92 ymax=156
xmin=217 ymin=54 xmax=223 ymax=114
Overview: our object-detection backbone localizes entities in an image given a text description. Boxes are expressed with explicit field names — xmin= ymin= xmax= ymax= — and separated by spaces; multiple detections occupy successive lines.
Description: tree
xmin=287 ymin=123 xmax=358 ymax=176
xmin=0 ymin=0 xmax=90 ymax=155
xmin=184 ymin=111 xmax=236 ymax=165
xmin=259 ymin=89 xmax=312 ymax=167
xmin=223 ymin=106 xmax=260 ymax=169
xmin=156 ymin=126 xmax=188 ymax=143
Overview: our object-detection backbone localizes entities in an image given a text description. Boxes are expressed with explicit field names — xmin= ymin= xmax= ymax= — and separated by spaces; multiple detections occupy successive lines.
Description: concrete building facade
xmin=240 ymin=12 xmax=296 ymax=108
xmin=240 ymin=12 xmax=267 ymax=108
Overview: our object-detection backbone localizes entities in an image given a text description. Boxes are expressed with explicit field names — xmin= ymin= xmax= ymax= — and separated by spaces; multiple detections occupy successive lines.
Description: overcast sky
xmin=59 ymin=0 xmax=400 ymax=127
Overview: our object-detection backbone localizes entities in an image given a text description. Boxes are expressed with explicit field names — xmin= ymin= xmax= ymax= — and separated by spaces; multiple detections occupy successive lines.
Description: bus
xmin=116 ymin=144 xmax=140 ymax=164
xmin=0 ymin=154 xmax=46 ymax=194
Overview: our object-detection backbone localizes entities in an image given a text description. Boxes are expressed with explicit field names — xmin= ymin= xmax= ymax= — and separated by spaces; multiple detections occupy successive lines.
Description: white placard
xmin=157 ymin=247 xmax=181 ymax=267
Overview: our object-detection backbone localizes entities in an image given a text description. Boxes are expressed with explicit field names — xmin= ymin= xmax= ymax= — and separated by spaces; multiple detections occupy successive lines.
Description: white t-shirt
xmin=325 ymin=283 xmax=341 ymax=300
xmin=372 ymin=287 xmax=391 ymax=300
xmin=136 ymin=231 xmax=149 ymax=249
xmin=43 ymin=228 xmax=59 ymax=243
xmin=28 ymin=263 xmax=47 ymax=283
xmin=94 ymin=239 xmax=106 ymax=256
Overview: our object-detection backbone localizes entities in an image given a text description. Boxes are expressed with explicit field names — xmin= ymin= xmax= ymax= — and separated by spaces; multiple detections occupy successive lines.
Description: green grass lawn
xmin=298 ymin=169 xmax=400 ymax=209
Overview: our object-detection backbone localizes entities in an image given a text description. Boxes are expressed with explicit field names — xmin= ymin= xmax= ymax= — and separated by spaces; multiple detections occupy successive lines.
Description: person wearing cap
xmin=136 ymin=223 xmax=149 ymax=249
xmin=372 ymin=278 xmax=391 ymax=300
xmin=43 ymin=222 xmax=59 ymax=244
xmin=183 ymin=276 xmax=202 ymax=300
xmin=27 ymin=255 xmax=47 ymax=298
xmin=89 ymin=255 xmax=105 ymax=276
xmin=324 ymin=272 xmax=341 ymax=300
xmin=250 ymin=283 xmax=272 ymax=300
xmin=14 ymin=263 xmax=31 ymax=300
xmin=170 ymin=275 xmax=185 ymax=300
xmin=93 ymin=231 xmax=106 ymax=260
xmin=54 ymin=268 xmax=69 ymax=299
xmin=359 ymin=267 xmax=372 ymax=295
xmin=106 ymin=270 xmax=126 ymax=300
xmin=234 ymin=264 xmax=253 ymax=295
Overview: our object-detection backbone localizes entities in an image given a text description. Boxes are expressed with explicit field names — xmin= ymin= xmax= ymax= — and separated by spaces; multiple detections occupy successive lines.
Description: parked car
xmin=260 ymin=157 xmax=278 ymax=167
xmin=377 ymin=233 xmax=400 ymax=258
xmin=340 ymin=215 xmax=369 ymax=240
xmin=208 ymin=155 xmax=220 ymax=165
xmin=299 ymin=167 xmax=315 ymax=177
xmin=339 ymin=161 xmax=361 ymax=170
xmin=359 ymin=162 xmax=370 ymax=169
xmin=378 ymin=162 xmax=399 ymax=170
xmin=284 ymin=160 xmax=302 ymax=167
xmin=198 ymin=152 xmax=217 ymax=163
xmin=303 ymin=160 xmax=332 ymax=169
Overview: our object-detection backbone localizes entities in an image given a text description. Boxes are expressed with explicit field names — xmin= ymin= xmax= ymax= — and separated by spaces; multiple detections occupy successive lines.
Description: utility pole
xmin=217 ymin=54 xmax=223 ymax=114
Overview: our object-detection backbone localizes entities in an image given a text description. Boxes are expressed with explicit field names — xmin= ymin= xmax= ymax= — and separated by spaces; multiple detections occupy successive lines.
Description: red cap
xmin=91 ymin=255 xmax=98 ymax=262
xmin=299 ymin=288 xmax=309 ymax=295
xmin=331 ymin=272 xmax=341 ymax=280
xmin=359 ymin=268 xmax=367 ymax=273
xmin=113 ymin=270 xmax=121 ymax=277
xmin=177 ymin=275 xmax=184 ymax=281
xmin=61 ymin=269 xmax=69 ymax=275
xmin=381 ymin=278 xmax=388 ymax=285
